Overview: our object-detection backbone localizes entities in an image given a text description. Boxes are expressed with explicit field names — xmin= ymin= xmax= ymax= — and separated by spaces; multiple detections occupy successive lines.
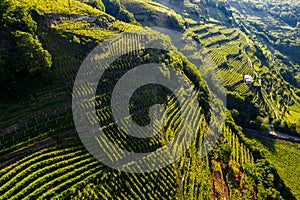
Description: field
xmin=246 ymin=135 xmax=300 ymax=199
xmin=17 ymin=0 xmax=106 ymax=15
xmin=229 ymin=0 xmax=300 ymax=131
xmin=0 ymin=22 xmax=213 ymax=199
xmin=0 ymin=0 xmax=299 ymax=199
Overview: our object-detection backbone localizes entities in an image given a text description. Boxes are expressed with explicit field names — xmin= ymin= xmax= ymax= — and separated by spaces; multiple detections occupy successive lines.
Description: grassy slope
xmin=248 ymin=135 xmax=300 ymax=199
xmin=120 ymin=0 xmax=185 ymax=29
xmin=1 ymin=0 xmax=299 ymax=198
xmin=17 ymin=0 xmax=105 ymax=15
xmin=229 ymin=0 xmax=300 ymax=132
xmin=0 ymin=0 xmax=118 ymax=129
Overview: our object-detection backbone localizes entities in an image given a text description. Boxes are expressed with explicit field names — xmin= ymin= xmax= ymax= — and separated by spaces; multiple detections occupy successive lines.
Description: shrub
xmin=93 ymin=0 xmax=106 ymax=12
xmin=0 ymin=0 xmax=52 ymax=98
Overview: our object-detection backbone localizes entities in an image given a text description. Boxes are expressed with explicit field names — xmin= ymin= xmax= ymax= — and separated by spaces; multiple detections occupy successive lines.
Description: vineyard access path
xmin=244 ymin=128 xmax=300 ymax=143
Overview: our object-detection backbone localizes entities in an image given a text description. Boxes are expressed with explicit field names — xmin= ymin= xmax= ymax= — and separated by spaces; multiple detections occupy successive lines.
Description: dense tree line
xmin=272 ymin=118 xmax=300 ymax=136
xmin=224 ymin=115 xmax=296 ymax=199
xmin=81 ymin=0 xmax=106 ymax=12
xmin=0 ymin=0 xmax=52 ymax=99
xmin=101 ymin=0 xmax=136 ymax=23
xmin=227 ymin=92 xmax=265 ymax=129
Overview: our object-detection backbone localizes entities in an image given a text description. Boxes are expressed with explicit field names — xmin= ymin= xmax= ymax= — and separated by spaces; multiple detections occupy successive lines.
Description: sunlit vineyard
xmin=223 ymin=126 xmax=254 ymax=165
xmin=1 ymin=0 xmax=299 ymax=199
xmin=0 ymin=23 xmax=263 ymax=199
xmin=1 ymin=30 xmax=210 ymax=199
xmin=17 ymin=0 xmax=105 ymax=15
xmin=187 ymin=19 xmax=300 ymax=127
xmin=188 ymin=23 xmax=257 ymax=96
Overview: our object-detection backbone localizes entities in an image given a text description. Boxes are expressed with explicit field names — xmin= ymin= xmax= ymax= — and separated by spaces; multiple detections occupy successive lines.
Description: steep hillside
xmin=0 ymin=0 xmax=299 ymax=199
xmin=228 ymin=0 xmax=300 ymax=136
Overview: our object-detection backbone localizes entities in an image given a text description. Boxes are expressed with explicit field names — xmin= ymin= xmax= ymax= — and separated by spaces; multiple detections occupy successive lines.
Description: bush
xmin=117 ymin=8 xmax=135 ymax=23
xmin=0 ymin=0 xmax=52 ymax=98
xmin=227 ymin=92 xmax=263 ymax=128
xmin=13 ymin=31 xmax=52 ymax=74
xmin=89 ymin=0 xmax=106 ymax=12
xmin=102 ymin=0 xmax=121 ymax=16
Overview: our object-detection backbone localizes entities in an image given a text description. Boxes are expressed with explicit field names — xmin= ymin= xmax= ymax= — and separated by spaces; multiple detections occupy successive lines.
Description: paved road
xmin=244 ymin=128 xmax=300 ymax=143
xmin=268 ymin=129 xmax=300 ymax=142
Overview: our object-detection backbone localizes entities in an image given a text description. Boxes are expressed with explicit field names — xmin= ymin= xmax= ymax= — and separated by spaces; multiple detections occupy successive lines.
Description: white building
xmin=244 ymin=75 xmax=254 ymax=85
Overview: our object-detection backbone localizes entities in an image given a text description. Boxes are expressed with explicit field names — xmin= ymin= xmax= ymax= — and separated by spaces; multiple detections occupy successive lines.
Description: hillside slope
xmin=0 ymin=0 xmax=299 ymax=199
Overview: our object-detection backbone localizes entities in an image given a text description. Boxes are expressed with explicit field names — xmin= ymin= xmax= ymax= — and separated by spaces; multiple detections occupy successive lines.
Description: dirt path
xmin=210 ymin=160 xmax=230 ymax=200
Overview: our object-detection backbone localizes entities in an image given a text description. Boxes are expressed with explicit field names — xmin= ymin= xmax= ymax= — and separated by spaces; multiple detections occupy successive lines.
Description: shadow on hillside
xmin=243 ymin=129 xmax=276 ymax=152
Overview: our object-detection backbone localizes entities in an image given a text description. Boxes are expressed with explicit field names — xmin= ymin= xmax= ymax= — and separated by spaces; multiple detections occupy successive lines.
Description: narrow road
xmin=244 ymin=128 xmax=300 ymax=143
xmin=246 ymin=47 xmax=277 ymax=120
xmin=268 ymin=126 xmax=300 ymax=142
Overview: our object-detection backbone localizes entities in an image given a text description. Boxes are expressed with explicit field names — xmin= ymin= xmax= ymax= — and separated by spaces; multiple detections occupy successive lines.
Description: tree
xmin=101 ymin=0 xmax=136 ymax=23
xmin=227 ymin=92 xmax=262 ymax=128
xmin=88 ymin=0 xmax=106 ymax=12
xmin=102 ymin=0 xmax=121 ymax=16
xmin=13 ymin=31 xmax=52 ymax=74
xmin=0 ymin=0 xmax=36 ymax=34
xmin=219 ymin=143 xmax=232 ymax=163
xmin=0 ymin=0 xmax=52 ymax=98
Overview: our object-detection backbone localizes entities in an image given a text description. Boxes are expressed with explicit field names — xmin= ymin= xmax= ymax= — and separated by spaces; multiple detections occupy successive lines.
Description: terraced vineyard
xmin=1 ymin=27 xmax=213 ymax=199
xmin=228 ymin=0 xmax=300 ymax=133
xmin=0 ymin=106 xmax=73 ymax=157
xmin=1 ymin=0 xmax=299 ymax=199
xmin=185 ymin=16 xmax=300 ymax=135
xmin=188 ymin=23 xmax=257 ymax=97
xmin=0 ymin=146 xmax=100 ymax=200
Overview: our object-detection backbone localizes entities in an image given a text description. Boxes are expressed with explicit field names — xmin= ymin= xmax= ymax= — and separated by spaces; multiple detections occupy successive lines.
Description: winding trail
xmin=239 ymin=25 xmax=286 ymax=142
xmin=242 ymin=32 xmax=278 ymax=120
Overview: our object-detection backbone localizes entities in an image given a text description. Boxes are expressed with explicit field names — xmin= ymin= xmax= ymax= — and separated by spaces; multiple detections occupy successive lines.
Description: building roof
xmin=244 ymin=75 xmax=254 ymax=84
